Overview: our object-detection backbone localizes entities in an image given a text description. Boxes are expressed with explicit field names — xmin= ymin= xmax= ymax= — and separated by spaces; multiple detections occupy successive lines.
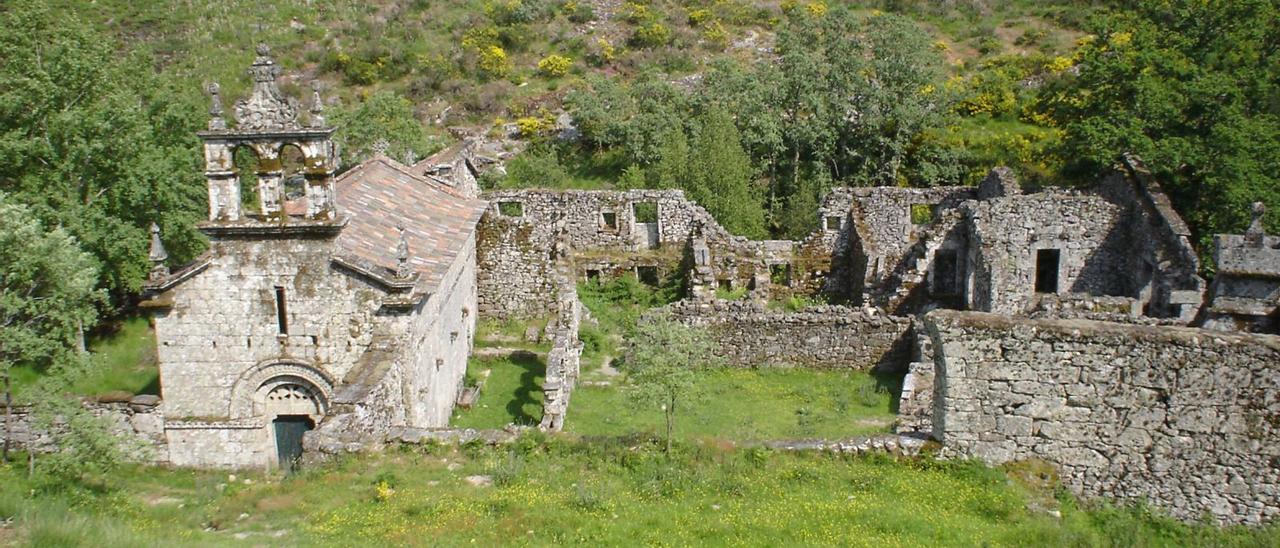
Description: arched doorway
xmin=261 ymin=381 xmax=322 ymax=471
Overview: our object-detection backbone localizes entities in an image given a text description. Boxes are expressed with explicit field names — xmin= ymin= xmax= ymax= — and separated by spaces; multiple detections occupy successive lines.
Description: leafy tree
xmin=0 ymin=1 xmax=207 ymax=300
xmin=648 ymin=126 xmax=690 ymax=189
xmin=330 ymin=91 xmax=434 ymax=167
xmin=1040 ymin=0 xmax=1280 ymax=241
xmin=624 ymin=312 xmax=717 ymax=453
xmin=687 ymin=108 xmax=767 ymax=238
xmin=502 ymin=145 xmax=571 ymax=188
xmin=0 ymin=192 xmax=103 ymax=462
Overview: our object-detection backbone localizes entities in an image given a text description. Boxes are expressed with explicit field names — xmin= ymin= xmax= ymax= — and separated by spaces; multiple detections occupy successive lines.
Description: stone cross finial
xmin=395 ymin=226 xmax=412 ymax=279
xmin=308 ymin=80 xmax=326 ymax=128
xmin=148 ymin=222 xmax=170 ymax=281
xmin=1245 ymin=201 xmax=1266 ymax=247
xmin=207 ymin=82 xmax=227 ymax=130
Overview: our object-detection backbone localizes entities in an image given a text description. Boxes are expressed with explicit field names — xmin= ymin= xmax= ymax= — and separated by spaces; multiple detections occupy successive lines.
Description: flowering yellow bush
xmin=688 ymin=8 xmax=712 ymax=26
xmin=622 ymin=2 xmax=649 ymax=23
xmin=478 ymin=45 xmax=511 ymax=78
xmin=632 ymin=22 xmax=671 ymax=48
xmin=374 ymin=480 xmax=394 ymax=502
xmin=1045 ymin=56 xmax=1073 ymax=73
xmin=537 ymin=54 xmax=572 ymax=77
xmin=805 ymin=1 xmax=827 ymax=17
xmin=1110 ymin=31 xmax=1133 ymax=48
xmin=702 ymin=20 xmax=728 ymax=49
xmin=596 ymin=38 xmax=616 ymax=62
xmin=933 ymin=40 xmax=950 ymax=52
xmin=516 ymin=116 xmax=550 ymax=137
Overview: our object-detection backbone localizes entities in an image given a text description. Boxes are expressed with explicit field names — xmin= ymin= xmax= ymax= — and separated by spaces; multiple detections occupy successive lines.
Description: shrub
xmin=631 ymin=22 xmax=671 ymax=48
xmin=588 ymin=38 xmax=616 ymax=65
xmin=515 ymin=115 xmax=551 ymax=137
xmin=701 ymin=20 xmax=728 ymax=50
xmin=478 ymin=45 xmax=512 ymax=78
xmin=563 ymin=0 xmax=595 ymax=23
xmin=621 ymin=1 xmax=650 ymax=23
xmin=537 ymin=54 xmax=572 ymax=77
xmin=687 ymin=8 xmax=713 ymax=26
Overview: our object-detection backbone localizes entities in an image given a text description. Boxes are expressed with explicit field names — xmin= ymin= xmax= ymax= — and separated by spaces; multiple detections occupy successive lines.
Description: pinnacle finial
xmin=207 ymin=82 xmax=226 ymax=130
xmin=309 ymin=80 xmax=326 ymax=128
xmin=396 ymin=226 xmax=413 ymax=279
xmin=148 ymin=222 xmax=170 ymax=281
xmin=1245 ymin=201 xmax=1267 ymax=246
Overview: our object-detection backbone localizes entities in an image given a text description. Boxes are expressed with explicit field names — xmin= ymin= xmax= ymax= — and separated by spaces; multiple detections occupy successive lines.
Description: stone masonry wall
xmin=926 ymin=310 xmax=1280 ymax=525
xmin=965 ymin=193 xmax=1129 ymax=314
xmin=664 ymin=300 xmax=914 ymax=370
xmin=477 ymin=189 xmax=847 ymax=319
xmin=0 ymin=399 xmax=167 ymax=465
xmin=538 ymin=262 xmax=583 ymax=432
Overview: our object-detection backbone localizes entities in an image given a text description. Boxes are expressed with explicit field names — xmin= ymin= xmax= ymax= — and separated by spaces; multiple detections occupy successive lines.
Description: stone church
xmin=142 ymin=46 xmax=485 ymax=468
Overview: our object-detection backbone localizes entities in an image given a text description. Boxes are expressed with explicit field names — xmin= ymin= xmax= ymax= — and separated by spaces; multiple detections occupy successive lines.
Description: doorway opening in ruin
xmin=933 ymin=249 xmax=959 ymax=296
xmin=272 ymin=415 xmax=313 ymax=473
xmin=1035 ymin=249 xmax=1061 ymax=293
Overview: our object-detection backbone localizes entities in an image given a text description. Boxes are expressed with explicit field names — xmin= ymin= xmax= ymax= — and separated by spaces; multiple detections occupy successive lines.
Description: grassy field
xmin=2 ymin=439 xmax=1275 ymax=546
xmin=567 ymin=368 xmax=899 ymax=441
xmin=451 ymin=353 xmax=900 ymax=441
xmin=452 ymin=352 xmax=548 ymax=429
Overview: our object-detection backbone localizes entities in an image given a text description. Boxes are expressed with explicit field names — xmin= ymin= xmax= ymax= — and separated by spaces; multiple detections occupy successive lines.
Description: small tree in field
xmin=623 ymin=311 xmax=717 ymax=453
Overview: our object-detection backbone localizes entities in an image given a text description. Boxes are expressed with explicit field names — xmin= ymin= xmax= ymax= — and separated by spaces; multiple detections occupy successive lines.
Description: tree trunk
xmin=665 ymin=397 xmax=675 ymax=455
xmin=3 ymin=368 xmax=10 ymax=463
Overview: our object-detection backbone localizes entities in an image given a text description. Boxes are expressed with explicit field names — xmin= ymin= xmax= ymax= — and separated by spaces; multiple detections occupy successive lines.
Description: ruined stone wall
xmin=0 ymin=400 xmax=167 ymax=464
xmin=477 ymin=189 xmax=845 ymax=319
xmin=926 ymin=310 xmax=1280 ymax=525
xmin=1107 ymin=157 xmax=1207 ymax=319
xmin=664 ymin=300 xmax=913 ymax=369
xmin=965 ymin=193 xmax=1129 ymax=314
xmin=538 ymin=264 xmax=583 ymax=432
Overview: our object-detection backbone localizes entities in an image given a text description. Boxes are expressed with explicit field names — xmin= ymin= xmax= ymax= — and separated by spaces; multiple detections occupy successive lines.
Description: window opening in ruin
xmin=770 ymin=263 xmax=791 ymax=286
xmin=1035 ymin=249 xmax=1061 ymax=294
xmin=636 ymin=265 xmax=659 ymax=286
xmin=497 ymin=201 xmax=524 ymax=217
xmin=585 ymin=269 xmax=601 ymax=281
xmin=933 ymin=249 xmax=959 ymax=295
xmin=910 ymin=203 xmax=936 ymax=225
xmin=717 ymin=279 xmax=732 ymax=291
xmin=274 ymin=286 xmax=289 ymax=334
xmin=633 ymin=202 xmax=658 ymax=224
xmin=825 ymin=216 xmax=842 ymax=231
xmin=601 ymin=211 xmax=617 ymax=230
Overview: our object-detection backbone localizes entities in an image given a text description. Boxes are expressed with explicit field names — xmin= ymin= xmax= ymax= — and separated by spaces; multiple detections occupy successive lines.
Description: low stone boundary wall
xmin=0 ymin=397 xmax=167 ymax=464
xmin=663 ymin=300 xmax=914 ymax=370
xmin=925 ymin=310 xmax=1280 ymax=525
xmin=539 ymin=262 xmax=584 ymax=432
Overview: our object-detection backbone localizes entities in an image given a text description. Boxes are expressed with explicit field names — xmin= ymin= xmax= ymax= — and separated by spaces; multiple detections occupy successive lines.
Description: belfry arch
xmin=197 ymin=43 xmax=338 ymax=222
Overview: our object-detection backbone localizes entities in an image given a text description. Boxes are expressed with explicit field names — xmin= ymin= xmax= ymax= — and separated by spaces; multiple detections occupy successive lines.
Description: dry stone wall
xmin=965 ymin=193 xmax=1129 ymax=314
xmin=925 ymin=310 xmax=1280 ymax=525
xmin=477 ymin=189 xmax=849 ymax=319
xmin=0 ymin=399 xmax=168 ymax=465
xmin=663 ymin=300 xmax=913 ymax=369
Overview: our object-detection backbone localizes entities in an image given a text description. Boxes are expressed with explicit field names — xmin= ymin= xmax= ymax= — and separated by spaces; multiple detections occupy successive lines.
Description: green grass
xmin=9 ymin=316 xmax=158 ymax=402
xmin=451 ymin=352 xmax=546 ymax=429
xmin=567 ymin=368 xmax=900 ymax=441
xmin=2 ymin=440 xmax=1275 ymax=546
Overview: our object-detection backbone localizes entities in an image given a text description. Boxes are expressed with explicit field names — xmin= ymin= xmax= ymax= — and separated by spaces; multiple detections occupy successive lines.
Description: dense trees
xmin=565 ymin=7 xmax=955 ymax=238
xmin=0 ymin=2 xmax=206 ymax=301
xmin=1041 ymin=0 xmax=1280 ymax=241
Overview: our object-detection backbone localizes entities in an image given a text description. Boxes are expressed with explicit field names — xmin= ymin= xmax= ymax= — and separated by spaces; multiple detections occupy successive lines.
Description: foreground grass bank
xmin=1 ymin=438 xmax=1275 ymax=546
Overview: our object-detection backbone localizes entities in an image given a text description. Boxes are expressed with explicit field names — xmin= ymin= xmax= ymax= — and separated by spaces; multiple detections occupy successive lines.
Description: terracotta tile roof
xmin=335 ymin=155 xmax=487 ymax=292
